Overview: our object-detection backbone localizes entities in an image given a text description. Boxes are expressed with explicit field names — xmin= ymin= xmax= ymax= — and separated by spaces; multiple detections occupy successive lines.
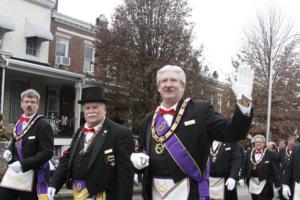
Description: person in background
xmin=267 ymin=141 xmax=277 ymax=152
xmin=1 ymin=89 xmax=54 ymax=200
xmin=241 ymin=135 xmax=281 ymax=200
xmin=209 ymin=141 xmax=241 ymax=200
xmin=278 ymin=139 xmax=286 ymax=152
xmin=282 ymin=143 xmax=300 ymax=200
xmin=279 ymin=136 xmax=296 ymax=200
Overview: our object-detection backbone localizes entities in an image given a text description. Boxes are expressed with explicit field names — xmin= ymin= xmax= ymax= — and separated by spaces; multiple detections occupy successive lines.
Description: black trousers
xmin=0 ymin=186 xmax=38 ymax=200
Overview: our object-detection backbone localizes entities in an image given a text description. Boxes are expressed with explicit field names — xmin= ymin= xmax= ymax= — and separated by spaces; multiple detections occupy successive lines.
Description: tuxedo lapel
xmin=171 ymin=99 xmax=184 ymax=125
xmin=68 ymin=130 xmax=84 ymax=169
xmin=87 ymin=119 xmax=110 ymax=171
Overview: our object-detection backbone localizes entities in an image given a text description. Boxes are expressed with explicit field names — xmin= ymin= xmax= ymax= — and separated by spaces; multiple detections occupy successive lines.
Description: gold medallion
xmin=253 ymin=165 xmax=256 ymax=170
xmin=155 ymin=143 xmax=165 ymax=154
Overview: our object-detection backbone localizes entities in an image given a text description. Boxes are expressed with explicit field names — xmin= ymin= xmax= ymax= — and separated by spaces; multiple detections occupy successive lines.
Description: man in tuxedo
xmin=47 ymin=87 xmax=134 ymax=200
xmin=209 ymin=141 xmax=241 ymax=200
xmin=1 ymin=89 xmax=54 ymax=200
xmin=130 ymin=64 xmax=254 ymax=200
xmin=241 ymin=135 xmax=281 ymax=200
xmin=278 ymin=136 xmax=296 ymax=199
xmin=282 ymin=144 xmax=300 ymax=200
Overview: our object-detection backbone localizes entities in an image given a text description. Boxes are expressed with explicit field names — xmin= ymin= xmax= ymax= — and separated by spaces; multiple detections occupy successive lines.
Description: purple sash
xmin=15 ymin=118 xmax=48 ymax=196
xmin=155 ymin=114 xmax=210 ymax=199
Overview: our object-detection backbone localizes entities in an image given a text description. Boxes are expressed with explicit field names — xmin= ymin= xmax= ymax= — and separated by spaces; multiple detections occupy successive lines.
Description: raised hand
xmin=230 ymin=64 xmax=254 ymax=101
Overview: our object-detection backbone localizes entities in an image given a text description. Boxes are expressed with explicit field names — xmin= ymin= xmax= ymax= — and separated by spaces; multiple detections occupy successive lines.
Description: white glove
xmin=47 ymin=187 xmax=56 ymax=200
xmin=3 ymin=150 xmax=12 ymax=162
xmin=230 ymin=64 xmax=254 ymax=100
xmin=225 ymin=178 xmax=236 ymax=191
xmin=239 ymin=179 xmax=245 ymax=187
xmin=130 ymin=153 xmax=149 ymax=170
xmin=282 ymin=184 xmax=291 ymax=200
xmin=8 ymin=161 xmax=23 ymax=173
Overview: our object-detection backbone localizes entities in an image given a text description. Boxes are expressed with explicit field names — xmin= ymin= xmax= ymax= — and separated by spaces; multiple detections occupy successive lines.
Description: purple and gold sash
xmin=15 ymin=115 xmax=48 ymax=199
xmin=154 ymin=113 xmax=210 ymax=199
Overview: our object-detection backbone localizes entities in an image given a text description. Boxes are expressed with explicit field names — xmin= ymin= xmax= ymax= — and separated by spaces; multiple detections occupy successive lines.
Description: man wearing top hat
xmin=130 ymin=64 xmax=254 ymax=200
xmin=47 ymin=87 xmax=134 ymax=200
xmin=0 ymin=89 xmax=54 ymax=200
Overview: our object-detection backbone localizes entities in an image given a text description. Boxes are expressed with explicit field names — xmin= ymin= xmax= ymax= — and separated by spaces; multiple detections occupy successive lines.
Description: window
xmin=10 ymin=80 xmax=29 ymax=122
xmin=84 ymin=45 xmax=94 ymax=73
xmin=55 ymin=37 xmax=69 ymax=57
xmin=26 ymin=37 xmax=39 ymax=56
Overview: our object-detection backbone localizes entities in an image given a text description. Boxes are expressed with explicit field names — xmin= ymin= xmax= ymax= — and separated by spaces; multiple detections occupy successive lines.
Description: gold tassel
xmin=37 ymin=194 xmax=49 ymax=200
xmin=72 ymin=184 xmax=90 ymax=200
xmin=95 ymin=191 xmax=106 ymax=200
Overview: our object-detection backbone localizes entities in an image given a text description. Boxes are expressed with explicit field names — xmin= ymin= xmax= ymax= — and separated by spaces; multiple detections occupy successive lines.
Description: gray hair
xmin=21 ymin=89 xmax=40 ymax=102
xmin=156 ymin=65 xmax=186 ymax=85
xmin=253 ymin=134 xmax=266 ymax=143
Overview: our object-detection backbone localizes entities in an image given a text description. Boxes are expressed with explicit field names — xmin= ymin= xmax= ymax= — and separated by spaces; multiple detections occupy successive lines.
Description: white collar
xmin=160 ymin=102 xmax=178 ymax=111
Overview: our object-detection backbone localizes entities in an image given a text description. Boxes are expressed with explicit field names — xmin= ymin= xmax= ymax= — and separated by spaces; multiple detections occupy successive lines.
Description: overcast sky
xmin=58 ymin=0 xmax=300 ymax=80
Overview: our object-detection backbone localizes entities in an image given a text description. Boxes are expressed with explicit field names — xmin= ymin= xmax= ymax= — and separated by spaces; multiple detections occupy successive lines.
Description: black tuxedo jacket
xmin=283 ymin=144 xmax=300 ymax=185
xmin=139 ymin=99 xmax=253 ymax=199
xmin=242 ymin=148 xmax=281 ymax=188
xmin=50 ymin=119 xmax=134 ymax=200
xmin=210 ymin=142 xmax=241 ymax=180
xmin=278 ymin=148 xmax=291 ymax=172
xmin=8 ymin=115 xmax=54 ymax=172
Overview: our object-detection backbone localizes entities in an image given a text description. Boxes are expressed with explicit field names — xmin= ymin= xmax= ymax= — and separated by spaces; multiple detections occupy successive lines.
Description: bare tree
xmin=235 ymin=7 xmax=300 ymax=139
xmin=95 ymin=0 xmax=205 ymax=131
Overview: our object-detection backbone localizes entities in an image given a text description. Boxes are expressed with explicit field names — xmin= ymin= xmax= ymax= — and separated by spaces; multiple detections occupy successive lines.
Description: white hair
xmin=253 ymin=134 xmax=266 ymax=143
xmin=156 ymin=65 xmax=186 ymax=85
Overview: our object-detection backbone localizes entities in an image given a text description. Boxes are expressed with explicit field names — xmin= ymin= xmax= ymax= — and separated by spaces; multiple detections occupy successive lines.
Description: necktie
xmin=255 ymin=149 xmax=263 ymax=154
xmin=159 ymin=108 xmax=175 ymax=116
xmin=19 ymin=116 xmax=30 ymax=122
xmin=82 ymin=127 xmax=95 ymax=133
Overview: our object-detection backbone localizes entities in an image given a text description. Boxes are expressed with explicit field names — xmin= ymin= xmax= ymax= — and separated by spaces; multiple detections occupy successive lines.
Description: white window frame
xmin=55 ymin=37 xmax=69 ymax=57
xmin=26 ymin=37 xmax=40 ymax=56
xmin=84 ymin=45 xmax=95 ymax=73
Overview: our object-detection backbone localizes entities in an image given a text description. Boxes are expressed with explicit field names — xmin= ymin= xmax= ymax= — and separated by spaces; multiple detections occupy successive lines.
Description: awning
xmin=0 ymin=10 xmax=15 ymax=31
xmin=25 ymin=19 xmax=53 ymax=41
xmin=2 ymin=57 xmax=85 ymax=82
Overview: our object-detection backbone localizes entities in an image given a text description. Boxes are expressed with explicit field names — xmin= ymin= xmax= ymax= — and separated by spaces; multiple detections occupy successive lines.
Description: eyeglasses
xmin=160 ymin=78 xmax=180 ymax=84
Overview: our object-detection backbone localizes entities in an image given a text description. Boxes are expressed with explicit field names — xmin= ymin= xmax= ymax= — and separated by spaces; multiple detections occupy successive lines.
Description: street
xmin=132 ymin=185 xmax=279 ymax=200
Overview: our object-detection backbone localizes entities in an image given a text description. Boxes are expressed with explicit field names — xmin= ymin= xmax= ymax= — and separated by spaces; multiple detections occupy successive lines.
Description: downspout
xmin=1 ymin=54 xmax=9 ymax=113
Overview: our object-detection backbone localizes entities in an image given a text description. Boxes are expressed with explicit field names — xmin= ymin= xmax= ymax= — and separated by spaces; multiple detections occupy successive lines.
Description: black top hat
xmin=78 ymin=87 xmax=108 ymax=104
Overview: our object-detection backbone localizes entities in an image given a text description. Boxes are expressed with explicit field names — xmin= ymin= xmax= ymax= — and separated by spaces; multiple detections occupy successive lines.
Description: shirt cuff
xmin=237 ymin=102 xmax=252 ymax=116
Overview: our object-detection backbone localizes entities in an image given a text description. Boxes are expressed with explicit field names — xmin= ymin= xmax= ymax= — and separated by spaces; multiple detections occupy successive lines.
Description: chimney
xmin=96 ymin=14 xmax=108 ymax=29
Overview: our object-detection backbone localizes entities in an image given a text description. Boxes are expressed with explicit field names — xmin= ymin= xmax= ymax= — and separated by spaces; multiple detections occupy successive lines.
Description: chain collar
xmin=151 ymin=98 xmax=191 ymax=143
